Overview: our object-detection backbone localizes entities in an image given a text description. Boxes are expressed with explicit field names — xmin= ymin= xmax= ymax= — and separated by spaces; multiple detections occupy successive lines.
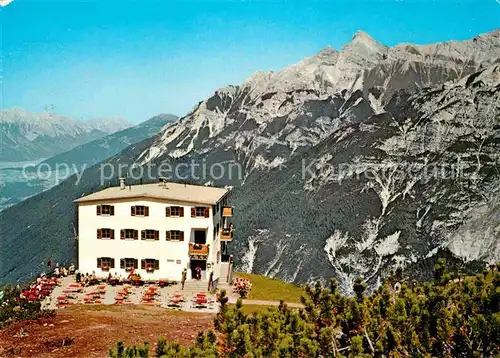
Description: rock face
xmin=0 ymin=30 xmax=498 ymax=289
xmin=0 ymin=109 xmax=133 ymax=162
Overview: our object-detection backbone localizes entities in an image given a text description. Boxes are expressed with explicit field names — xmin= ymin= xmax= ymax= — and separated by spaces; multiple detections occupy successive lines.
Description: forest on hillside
xmin=109 ymin=259 xmax=499 ymax=357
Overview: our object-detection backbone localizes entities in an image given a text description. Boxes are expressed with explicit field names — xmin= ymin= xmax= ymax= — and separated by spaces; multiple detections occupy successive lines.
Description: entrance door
xmin=190 ymin=260 xmax=207 ymax=280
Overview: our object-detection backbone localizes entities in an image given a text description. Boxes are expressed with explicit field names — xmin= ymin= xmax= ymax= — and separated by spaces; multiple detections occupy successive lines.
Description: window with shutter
xmin=132 ymin=205 xmax=148 ymax=216
xmin=99 ymin=257 xmax=113 ymax=270
xmin=191 ymin=207 xmax=196 ymax=217
xmin=194 ymin=206 xmax=208 ymax=217
xmin=143 ymin=258 xmax=159 ymax=271
xmin=165 ymin=231 xmax=171 ymax=241
xmin=134 ymin=230 xmax=139 ymax=240
xmin=165 ymin=207 xmax=171 ymax=217
xmin=169 ymin=230 xmax=183 ymax=241
xmin=120 ymin=259 xmax=125 ymax=269
xmin=142 ymin=230 xmax=157 ymax=240
xmin=98 ymin=228 xmax=113 ymax=239
xmin=98 ymin=205 xmax=114 ymax=215
xmin=169 ymin=206 xmax=182 ymax=217
xmin=120 ymin=229 xmax=125 ymax=240
xmin=123 ymin=258 xmax=137 ymax=271
xmin=123 ymin=229 xmax=136 ymax=240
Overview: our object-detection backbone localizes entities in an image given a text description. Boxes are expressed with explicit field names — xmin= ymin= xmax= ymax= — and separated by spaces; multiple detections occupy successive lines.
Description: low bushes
xmin=0 ymin=285 xmax=54 ymax=328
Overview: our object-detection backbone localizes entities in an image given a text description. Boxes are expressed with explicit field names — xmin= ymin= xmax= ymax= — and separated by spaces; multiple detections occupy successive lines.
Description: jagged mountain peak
xmin=350 ymin=30 xmax=385 ymax=48
xmin=339 ymin=30 xmax=388 ymax=63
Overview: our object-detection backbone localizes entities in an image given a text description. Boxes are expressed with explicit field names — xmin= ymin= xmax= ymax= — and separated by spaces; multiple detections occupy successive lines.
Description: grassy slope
xmin=234 ymin=272 xmax=304 ymax=303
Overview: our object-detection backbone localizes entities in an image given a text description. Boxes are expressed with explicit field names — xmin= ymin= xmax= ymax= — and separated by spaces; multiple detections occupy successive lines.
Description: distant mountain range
xmin=0 ymin=30 xmax=498 ymax=290
xmin=0 ymin=114 xmax=177 ymax=212
xmin=0 ymin=109 xmax=133 ymax=162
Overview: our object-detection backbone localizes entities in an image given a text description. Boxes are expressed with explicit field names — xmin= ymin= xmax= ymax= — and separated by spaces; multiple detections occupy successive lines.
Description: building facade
xmin=75 ymin=180 xmax=234 ymax=285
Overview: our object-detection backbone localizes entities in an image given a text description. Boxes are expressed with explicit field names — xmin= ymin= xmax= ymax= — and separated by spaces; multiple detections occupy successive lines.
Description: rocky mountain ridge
xmin=0 ymin=109 xmax=133 ymax=162
xmin=0 ymin=114 xmax=177 ymax=212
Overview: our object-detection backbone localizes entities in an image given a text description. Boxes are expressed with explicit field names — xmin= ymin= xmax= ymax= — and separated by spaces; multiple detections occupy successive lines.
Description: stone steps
xmin=179 ymin=280 xmax=212 ymax=293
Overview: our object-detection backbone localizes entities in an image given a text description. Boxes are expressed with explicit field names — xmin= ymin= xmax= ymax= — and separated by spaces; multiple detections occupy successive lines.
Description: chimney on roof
xmin=119 ymin=177 xmax=126 ymax=190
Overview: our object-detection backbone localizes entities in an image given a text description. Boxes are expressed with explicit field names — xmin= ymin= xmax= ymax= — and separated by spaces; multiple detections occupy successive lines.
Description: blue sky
xmin=2 ymin=0 xmax=499 ymax=123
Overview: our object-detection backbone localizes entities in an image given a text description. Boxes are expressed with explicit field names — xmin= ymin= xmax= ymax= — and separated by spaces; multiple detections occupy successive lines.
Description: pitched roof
xmin=74 ymin=182 xmax=229 ymax=205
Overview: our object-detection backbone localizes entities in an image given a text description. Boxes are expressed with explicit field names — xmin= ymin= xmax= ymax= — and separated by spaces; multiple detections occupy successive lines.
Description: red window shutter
xmin=155 ymin=260 xmax=159 ymax=270
xmin=166 ymin=207 xmax=171 ymax=217
xmin=191 ymin=207 xmax=195 ymax=217
xmin=141 ymin=259 xmax=145 ymax=269
xmin=97 ymin=229 xmax=102 ymax=239
xmin=141 ymin=231 xmax=145 ymax=240
xmin=155 ymin=231 xmax=159 ymax=240
xmin=204 ymin=207 xmax=209 ymax=218
xmin=165 ymin=231 xmax=171 ymax=241
xmin=110 ymin=206 xmax=115 ymax=216
xmin=131 ymin=206 xmax=136 ymax=216
xmin=120 ymin=259 xmax=125 ymax=269
xmin=144 ymin=206 xmax=149 ymax=216
xmin=134 ymin=230 xmax=139 ymax=240
xmin=97 ymin=205 xmax=102 ymax=216
xmin=134 ymin=259 xmax=138 ymax=269
xmin=179 ymin=207 xmax=184 ymax=217
xmin=97 ymin=258 xmax=102 ymax=268
xmin=120 ymin=229 xmax=125 ymax=240
xmin=110 ymin=230 xmax=115 ymax=240
xmin=180 ymin=231 xmax=184 ymax=241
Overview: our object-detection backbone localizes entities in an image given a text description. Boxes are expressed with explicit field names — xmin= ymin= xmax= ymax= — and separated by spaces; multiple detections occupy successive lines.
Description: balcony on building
xmin=220 ymin=226 xmax=234 ymax=241
xmin=222 ymin=206 xmax=233 ymax=217
xmin=189 ymin=242 xmax=209 ymax=256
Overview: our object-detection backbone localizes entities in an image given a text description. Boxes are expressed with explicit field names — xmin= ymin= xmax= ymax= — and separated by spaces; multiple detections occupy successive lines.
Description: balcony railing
xmin=189 ymin=243 xmax=209 ymax=256
xmin=222 ymin=206 xmax=233 ymax=217
xmin=220 ymin=227 xmax=234 ymax=241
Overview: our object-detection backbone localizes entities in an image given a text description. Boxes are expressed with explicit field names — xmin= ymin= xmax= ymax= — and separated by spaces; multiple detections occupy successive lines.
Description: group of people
xmin=46 ymin=257 xmax=75 ymax=278
xmin=75 ymin=270 xmax=96 ymax=285
xmin=107 ymin=272 xmax=124 ymax=283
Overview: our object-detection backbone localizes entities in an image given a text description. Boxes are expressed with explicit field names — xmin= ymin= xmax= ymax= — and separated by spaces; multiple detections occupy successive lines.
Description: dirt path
xmin=227 ymin=297 xmax=304 ymax=308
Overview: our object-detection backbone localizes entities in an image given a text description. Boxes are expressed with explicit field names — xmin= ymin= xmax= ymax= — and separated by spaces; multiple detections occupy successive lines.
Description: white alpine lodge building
xmin=75 ymin=178 xmax=234 ymax=287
